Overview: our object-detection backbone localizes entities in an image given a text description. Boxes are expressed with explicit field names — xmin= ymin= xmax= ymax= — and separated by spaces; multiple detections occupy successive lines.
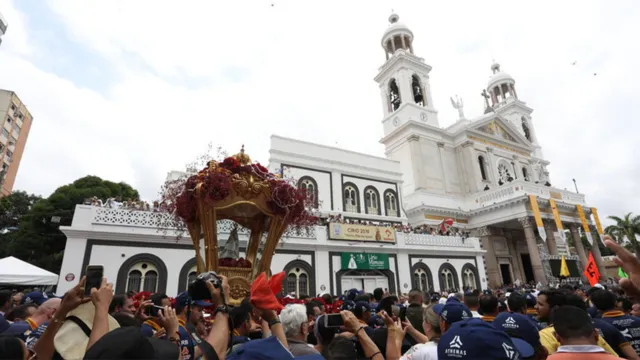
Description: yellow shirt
xmin=539 ymin=326 xmax=617 ymax=356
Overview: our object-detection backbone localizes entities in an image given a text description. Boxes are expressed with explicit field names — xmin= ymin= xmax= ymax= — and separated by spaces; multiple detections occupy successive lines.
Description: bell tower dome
xmin=487 ymin=62 xmax=517 ymax=109
xmin=375 ymin=13 xmax=439 ymax=134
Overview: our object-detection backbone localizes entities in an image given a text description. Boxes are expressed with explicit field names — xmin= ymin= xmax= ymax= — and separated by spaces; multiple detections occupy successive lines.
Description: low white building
xmin=57 ymin=13 xmax=606 ymax=297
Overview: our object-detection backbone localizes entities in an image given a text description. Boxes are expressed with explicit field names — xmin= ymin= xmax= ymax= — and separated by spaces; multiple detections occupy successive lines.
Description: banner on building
xmin=583 ymin=252 xmax=600 ymax=286
xmin=591 ymin=207 xmax=605 ymax=244
xmin=328 ymin=223 xmax=396 ymax=243
xmin=559 ymin=256 xmax=570 ymax=277
xmin=341 ymin=252 xmax=389 ymax=270
xmin=576 ymin=205 xmax=593 ymax=245
xmin=548 ymin=199 xmax=566 ymax=241
xmin=528 ymin=195 xmax=547 ymax=242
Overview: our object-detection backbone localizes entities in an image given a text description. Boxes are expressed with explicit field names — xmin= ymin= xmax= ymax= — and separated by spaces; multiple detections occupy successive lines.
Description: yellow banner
xmin=528 ymin=195 xmax=544 ymax=228
xmin=591 ymin=207 xmax=604 ymax=235
xmin=548 ymin=199 xmax=564 ymax=231
xmin=576 ymin=205 xmax=591 ymax=234
xmin=328 ymin=223 xmax=396 ymax=243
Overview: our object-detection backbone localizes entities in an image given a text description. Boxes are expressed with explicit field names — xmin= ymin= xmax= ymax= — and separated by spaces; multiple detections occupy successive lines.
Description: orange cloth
xmin=251 ymin=272 xmax=285 ymax=311
xmin=548 ymin=352 xmax=619 ymax=360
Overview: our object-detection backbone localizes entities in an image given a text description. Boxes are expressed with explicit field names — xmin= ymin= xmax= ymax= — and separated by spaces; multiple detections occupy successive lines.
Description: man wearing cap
xmin=352 ymin=301 xmax=374 ymax=337
xmin=4 ymin=297 xmax=60 ymax=339
xmin=493 ymin=312 xmax=547 ymax=359
xmin=174 ymin=291 xmax=213 ymax=360
xmin=479 ymin=294 xmax=500 ymax=323
xmin=524 ymin=292 xmax=538 ymax=320
xmin=434 ymin=301 xmax=473 ymax=333
xmin=438 ymin=318 xmax=523 ymax=359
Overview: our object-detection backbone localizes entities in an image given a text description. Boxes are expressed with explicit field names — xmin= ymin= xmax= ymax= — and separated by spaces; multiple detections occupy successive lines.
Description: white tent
xmin=0 ymin=256 xmax=59 ymax=285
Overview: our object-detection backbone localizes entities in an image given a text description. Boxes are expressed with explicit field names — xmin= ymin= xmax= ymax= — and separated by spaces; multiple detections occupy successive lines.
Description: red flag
xmin=583 ymin=252 xmax=600 ymax=286
xmin=439 ymin=218 xmax=454 ymax=233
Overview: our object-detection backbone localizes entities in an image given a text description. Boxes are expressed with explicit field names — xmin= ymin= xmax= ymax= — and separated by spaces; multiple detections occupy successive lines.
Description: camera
xmin=188 ymin=271 xmax=222 ymax=301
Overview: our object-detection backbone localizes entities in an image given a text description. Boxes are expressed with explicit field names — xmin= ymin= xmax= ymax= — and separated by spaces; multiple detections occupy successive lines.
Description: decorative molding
xmin=486 ymin=146 xmax=494 ymax=153
xmin=518 ymin=216 xmax=532 ymax=228
xmin=461 ymin=140 xmax=474 ymax=148
xmin=407 ymin=134 xmax=420 ymax=142
xmin=436 ymin=142 xmax=445 ymax=148
xmin=476 ymin=226 xmax=491 ymax=237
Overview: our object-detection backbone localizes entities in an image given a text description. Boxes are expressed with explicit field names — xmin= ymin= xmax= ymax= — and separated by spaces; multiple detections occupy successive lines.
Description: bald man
xmin=4 ymin=298 xmax=60 ymax=339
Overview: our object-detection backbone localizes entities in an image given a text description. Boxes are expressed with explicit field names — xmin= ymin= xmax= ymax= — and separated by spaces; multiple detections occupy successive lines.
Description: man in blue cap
xmin=493 ymin=312 xmax=544 ymax=359
xmin=21 ymin=291 xmax=50 ymax=306
xmin=227 ymin=335 xmax=324 ymax=360
xmin=434 ymin=300 xmax=473 ymax=334
xmin=438 ymin=318 xmax=523 ymax=359
xmin=174 ymin=291 xmax=213 ymax=360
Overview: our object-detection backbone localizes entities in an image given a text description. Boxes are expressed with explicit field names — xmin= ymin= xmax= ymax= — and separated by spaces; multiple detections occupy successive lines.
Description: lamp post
xmin=572 ymin=178 xmax=579 ymax=194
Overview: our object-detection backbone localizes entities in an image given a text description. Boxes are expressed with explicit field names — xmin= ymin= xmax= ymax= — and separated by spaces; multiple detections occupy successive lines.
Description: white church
xmin=56 ymin=14 xmax=607 ymax=297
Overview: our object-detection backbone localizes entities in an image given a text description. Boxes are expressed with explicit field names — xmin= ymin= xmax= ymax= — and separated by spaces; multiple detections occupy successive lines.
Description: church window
xmin=441 ymin=268 xmax=455 ymax=291
xmin=384 ymin=190 xmax=398 ymax=217
xmin=522 ymin=167 xmax=529 ymax=181
xmin=286 ymin=268 xmax=309 ymax=297
xmin=463 ymin=268 xmax=477 ymax=290
xmin=414 ymin=268 xmax=429 ymax=291
xmin=411 ymin=75 xmax=425 ymax=106
xmin=126 ymin=262 xmax=159 ymax=293
xmin=389 ymin=79 xmax=401 ymax=112
xmin=364 ymin=186 xmax=380 ymax=215
xmin=343 ymin=183 xmax=359 ymax=213
xmin=298 ymin=176 xmax=319 ymax=209
xmin=478 ymin=156 xmax=488 ymax=181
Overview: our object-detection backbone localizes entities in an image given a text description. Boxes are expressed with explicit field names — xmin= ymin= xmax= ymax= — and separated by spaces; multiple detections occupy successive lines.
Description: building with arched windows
xmin=56 ymin=13 xmax=605 ymax=297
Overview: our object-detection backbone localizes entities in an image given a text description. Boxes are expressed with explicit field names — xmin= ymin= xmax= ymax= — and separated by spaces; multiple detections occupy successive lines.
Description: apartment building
xmin=0 ymin=90 xmax=33 ymax=195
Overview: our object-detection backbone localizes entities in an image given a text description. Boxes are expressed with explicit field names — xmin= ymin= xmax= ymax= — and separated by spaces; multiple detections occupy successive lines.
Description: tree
xmin=606 ymin=212 xmax=640 ymax=259
xmin=0 ymin=176 xmax=140 ymax=274
xmin=0 ymin=190 xmax=42 ymax=229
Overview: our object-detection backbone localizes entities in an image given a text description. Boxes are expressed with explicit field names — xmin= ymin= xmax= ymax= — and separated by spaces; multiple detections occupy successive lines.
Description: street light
xmin=572 ymin=178 xmax=579 ymax=194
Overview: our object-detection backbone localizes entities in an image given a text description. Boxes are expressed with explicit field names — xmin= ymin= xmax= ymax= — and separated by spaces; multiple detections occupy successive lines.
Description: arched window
xmin=286 ymin=267 xmax=309 ymax=297
xmin=438 ymin=263 xmax=459 ymax=292
xmin=298 ymin=176 xmax=319 ymax=209
xmin=414 ymin=268 xmax=429 ymax=291
xmin=384 ymin=190 xmax=399 ymax=217
xmin=364 ymin=186 xmax=380 ymax=215
xmin=389 ymin=79 xmax=401 ymax=112
xmin=522 ymin=167 xmax=529 ymax=181
xmin=478 ymin=156 xmax=488 ymax=181
xmin=461 ymin=263 xmax=480 ymax=290
xmin=411 ymin=75 xmax=425 ymax=106
xmin=126 ymin=263 xmax=159 ymax=293
xmin=187 ymin=266 xmax=197 ymax=288
xmin=343 ymin=183 xmax=359 ymax=213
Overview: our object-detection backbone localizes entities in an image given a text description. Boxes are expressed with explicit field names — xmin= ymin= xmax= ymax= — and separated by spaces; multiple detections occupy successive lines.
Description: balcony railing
xmin=472 ymin=179 xmax=585 ymax=208
xmin=399 ymin=232 xmax=480 ymax=249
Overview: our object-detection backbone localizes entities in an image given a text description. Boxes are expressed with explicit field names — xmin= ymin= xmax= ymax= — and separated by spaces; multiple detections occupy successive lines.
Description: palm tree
xmin=606 ymin=213 xmax=640 ymax=259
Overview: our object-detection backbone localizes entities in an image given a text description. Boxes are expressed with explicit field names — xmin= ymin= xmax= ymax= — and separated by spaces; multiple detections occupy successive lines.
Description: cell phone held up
xmin=324 ymin=313 xmax=345 ymax=328
xmin=84 ymin=265 xmax=104 ymax=297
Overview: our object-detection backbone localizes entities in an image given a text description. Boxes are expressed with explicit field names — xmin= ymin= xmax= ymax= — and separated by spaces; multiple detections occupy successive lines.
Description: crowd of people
xmin=0 ymin=235 xmax=639 ymax=359
xmin=325 ymin=215 xmax=469 ymax=237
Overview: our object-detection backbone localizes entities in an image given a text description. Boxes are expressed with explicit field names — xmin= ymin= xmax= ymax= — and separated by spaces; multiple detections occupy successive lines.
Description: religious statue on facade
xmin=521 ymin=117 xmax=532 ymax=141
xmin=481 ymin=89 xmax=493 ymax=114
xmin=450 ymin=95 xmax=465 ymax=119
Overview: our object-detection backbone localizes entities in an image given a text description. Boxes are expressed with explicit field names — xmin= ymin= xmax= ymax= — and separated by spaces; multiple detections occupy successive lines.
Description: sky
xmin=0 ymin=0 xmax=638 ymax=224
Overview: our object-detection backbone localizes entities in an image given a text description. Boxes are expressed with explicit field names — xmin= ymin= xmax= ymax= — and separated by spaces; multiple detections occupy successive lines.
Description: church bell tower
xmin=374 ymin=14 xmax=439 ymax=136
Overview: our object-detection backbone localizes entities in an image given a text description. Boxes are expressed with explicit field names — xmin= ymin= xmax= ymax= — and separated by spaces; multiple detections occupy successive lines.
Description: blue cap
xmin=434 ymin=302 xmax=472 ymax=325
xmin=227 ymin=335 xmax=324 ymax=360
xmin=525 ymin=293 xmax=536 ymax=307
xmin=341 ymin=300 xmax=355 ymax=311
xmin=493 ymin=313 xmax=539 ymax=358
xmin=174 ymin=292 xmax=213 ymax=309
xmin=352 ymin=301 xmax=371 ymax=318
xmin=438 ymin=318 xmax=522 ymax=359
xmin=21 ymin=292 xmax=50 ymax=306
xmin=446 ymin=297 xmax=461 ymax=304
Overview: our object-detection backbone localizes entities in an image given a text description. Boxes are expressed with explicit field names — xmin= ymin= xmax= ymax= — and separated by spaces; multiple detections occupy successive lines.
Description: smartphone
xmin=146 ymin=305 xmax=165 ymax=317
xmin=84 ymin=265 xmax=104 ymax=297
xmin=391 ymin=305 xmax=400 ymax=318
xmin=324 ymin=313 xmax=345 ymax=328
xmin=399 ymin=307 xmax=407 ymax=322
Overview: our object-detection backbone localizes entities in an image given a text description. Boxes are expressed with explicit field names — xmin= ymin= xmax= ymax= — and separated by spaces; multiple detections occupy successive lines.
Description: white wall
xmin=56 ymin=238 xmax=88 ymax=294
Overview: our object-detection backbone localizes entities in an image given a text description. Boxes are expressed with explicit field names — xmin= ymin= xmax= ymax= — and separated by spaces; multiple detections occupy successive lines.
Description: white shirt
xmin=400 ymin=341 xmax=438 ymax=360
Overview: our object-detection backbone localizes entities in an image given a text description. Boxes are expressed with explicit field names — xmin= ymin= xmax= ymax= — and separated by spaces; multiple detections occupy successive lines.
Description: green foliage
xmin=0 ymin=176 xmax=140 ymax=274
xmin=606 ymin=213 xmax=640 ymax=259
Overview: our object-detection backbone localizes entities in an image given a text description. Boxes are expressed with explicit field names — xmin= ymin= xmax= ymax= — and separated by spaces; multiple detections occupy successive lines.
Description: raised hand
xmin=606 ymin=235 xmax=640 ymax=299
xmin=90 ymin=278 xmax=114 ymax=311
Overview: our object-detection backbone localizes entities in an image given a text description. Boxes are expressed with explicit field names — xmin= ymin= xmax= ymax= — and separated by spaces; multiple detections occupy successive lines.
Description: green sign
xmin=341 ymin=252 xmax=389 ymax=270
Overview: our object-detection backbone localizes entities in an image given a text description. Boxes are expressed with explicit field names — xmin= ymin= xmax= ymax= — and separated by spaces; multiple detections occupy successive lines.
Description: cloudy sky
xmin=0 ymin=0 xmax=637 ymax=223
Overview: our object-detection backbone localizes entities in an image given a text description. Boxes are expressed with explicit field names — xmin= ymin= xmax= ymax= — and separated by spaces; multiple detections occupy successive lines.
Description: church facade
xmin=56 ymin=13 xmax=607 ymax=297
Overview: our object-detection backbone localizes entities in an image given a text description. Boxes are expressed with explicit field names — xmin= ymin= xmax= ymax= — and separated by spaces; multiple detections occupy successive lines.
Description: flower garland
xmin=159 ymin=149 xmax=317 ymax=237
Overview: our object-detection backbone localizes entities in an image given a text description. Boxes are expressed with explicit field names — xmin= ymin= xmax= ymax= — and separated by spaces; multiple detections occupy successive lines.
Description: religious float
xmin=165 ymin=146 xmax=316 ymax=305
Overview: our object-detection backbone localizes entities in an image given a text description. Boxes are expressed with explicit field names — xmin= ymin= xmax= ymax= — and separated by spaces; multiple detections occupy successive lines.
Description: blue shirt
xmin=600 ymin=311 xmax=640 ymax=355
xmin=4 ymin=319 xmax=38 ymax=340
xmin=593 ymin=318 xmax=631 ymax=357
xmin=25 ymin=323 xmax=48 ymax=349
xmin=140 ymin=320 xmax=163 ymax=338
xmin=178 ymin=324 xmax=195 ymax=360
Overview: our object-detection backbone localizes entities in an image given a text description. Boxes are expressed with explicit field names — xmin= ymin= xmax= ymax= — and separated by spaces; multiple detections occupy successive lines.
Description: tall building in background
xmin=0 ymin=12 xmax=7 ymax=46
xmin=0 ymin=90 xmax=33 ymax=195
